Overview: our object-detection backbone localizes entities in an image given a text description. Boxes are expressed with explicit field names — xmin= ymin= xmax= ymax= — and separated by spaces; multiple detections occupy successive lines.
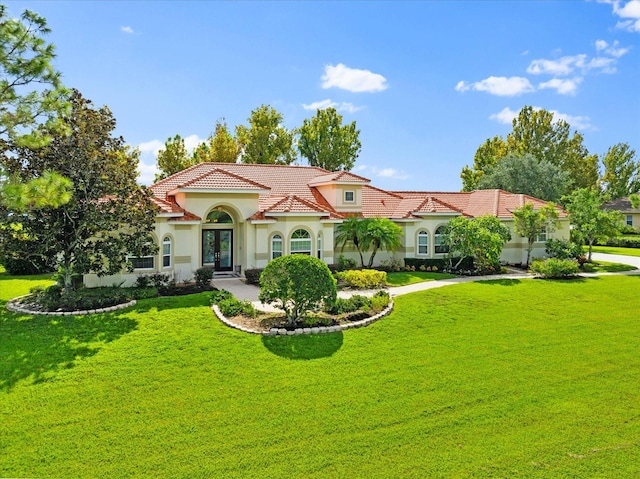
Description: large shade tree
xmin=297 ymin=107 xmax=361 ymax=171
xmin=477 ymin=153 xmax=571 ymax=203
xmin=0 ymin=5 xmax=72 ymax=209
xmin=155 ymin=134 xmax=193 ymax=182
xmin=0 ymin=90 xmax=157 ymax=286
xmin=192 ymin=120 xmax=240 ymax=164
xmin=236 ymin=105 xmax=296 ymax=165
xmin=461 ymin=106 xmax=599 ymax=192
xmin=600 ymin=142 xmax=639 ymax=200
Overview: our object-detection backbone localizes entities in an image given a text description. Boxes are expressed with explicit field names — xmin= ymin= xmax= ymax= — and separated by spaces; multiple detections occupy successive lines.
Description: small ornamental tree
xmin=512 ymin=202 xmax=560 ymax=267
xmin=258 ymin=254 xmax=337 ymax=326
xmin=443 ymin=215 xmax=511 ymax=271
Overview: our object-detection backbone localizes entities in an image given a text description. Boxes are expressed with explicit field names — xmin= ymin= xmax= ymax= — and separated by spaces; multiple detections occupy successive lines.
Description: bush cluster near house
xmin=335 ymin=269 xmax=386 ymax=289
xmin=530 ymin=258 xmax=580 ymax=279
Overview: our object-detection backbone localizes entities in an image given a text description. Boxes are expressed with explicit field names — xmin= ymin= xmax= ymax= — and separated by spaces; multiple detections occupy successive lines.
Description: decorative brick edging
xmin=6 ymin=294 xmax=137 ymax=316
xmin=212 ymin=301 xmax=394 ymax=336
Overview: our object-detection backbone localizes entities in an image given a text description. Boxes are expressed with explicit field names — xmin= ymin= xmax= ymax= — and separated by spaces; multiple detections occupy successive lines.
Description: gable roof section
xmin=168 ymin=168 xmax=270 ymax=193
xmin=308 ymin=170 xmax=371 ymax=186
xmin=151 ymin=196 xmax=201 ymax=221
xmin=604 ymin=196 xmax=640 ymax=213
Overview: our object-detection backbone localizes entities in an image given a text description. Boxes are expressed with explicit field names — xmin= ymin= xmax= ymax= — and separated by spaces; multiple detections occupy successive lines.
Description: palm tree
xmin=362 ymin=217 xmax=404 ymax=268
xmin=334 ymin=215 xmax=367 ymax=267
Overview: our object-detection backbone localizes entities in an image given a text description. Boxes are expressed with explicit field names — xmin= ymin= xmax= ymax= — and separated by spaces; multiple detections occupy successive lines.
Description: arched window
xmin=417 ymin=230 xmax=429 ymax=255
xmin=206 ymin=209 xmax=233 ymax=224
xmin=162 ymin=236 xmax=172 ymax=267
xmin=434 ymin=225 xmax=449 ymax=254
xmin=317 ymin=233 xmax=323 ymax=259
xmin=271 ymin=234 xmax=283 ymax=260
xmin=290 ymin=229 xmax=312 ymax=255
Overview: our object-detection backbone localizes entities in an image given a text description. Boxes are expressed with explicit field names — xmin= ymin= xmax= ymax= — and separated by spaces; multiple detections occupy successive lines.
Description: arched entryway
xmin=202 ymin=208 xmax=234 ymax=272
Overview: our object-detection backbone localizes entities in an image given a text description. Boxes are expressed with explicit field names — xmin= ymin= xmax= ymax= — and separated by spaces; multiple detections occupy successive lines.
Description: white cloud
xmin=489 ymin=106 xmax=593 ymax=131
xmin=321 ymin=63 xmax=388 ymax=93
xmin=538 ymin=77 xmax=583 ymax=95
xmin=137 ymin=139 xmax=164 ymax=155
xmin=489 ymin=107 xmax=519 ymax=124
xmin=352 ymin=164 xmax=409 ymax=180
xmin=301 ymin=99 xmax=363 ymax=113
xmin=527 ymin=55 xmax=587 ymax=75
xmin=455 ymin=76 xmax=534 ymax=96
xmin=137 ymin=160 xmax=159 ymax=186
xmin=121 ymin=26 xmax=134 ymax=34
xmin=613 ymin=0 xmax=640 ymax=32
xmin=183 ymin=134 xmax=205 ymax=151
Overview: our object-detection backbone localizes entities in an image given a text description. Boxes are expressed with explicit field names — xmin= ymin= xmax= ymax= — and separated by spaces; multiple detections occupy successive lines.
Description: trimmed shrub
xmin=336 ymin=254 xmax=357 ymax=271
xmin=530 ymin=258 xmax=580 ymax=279
xmin=326 ymin=295 xmax=372 ymax=315
xmin=603 ymin=237 xmax=640 ymax=248
xmin=194 ymin=267 xmax=214 ymax=289
xmin=210 ymin=289 xmax=233 ymax=304
xmin=545 ymin=238 xmax=583 ymax=260
xmin=371 ymin=290 xmax=391 ymax=313
xmin=404 ymin=257 xmax=474 ymax=272
xmin=218 ymin=297 xmax=256 ymax=318
xmin=336 ymin=269 xmax=387 ymax=289
xmin=259 ymin=255 xmax=336 ymax=325
xmin=244 ymin=268 xmax=263 ymax=285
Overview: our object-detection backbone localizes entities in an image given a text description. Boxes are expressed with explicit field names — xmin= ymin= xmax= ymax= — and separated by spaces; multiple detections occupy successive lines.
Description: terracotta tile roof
xmin=150 ymin=197 xmax=201 ymax=221
xmin=308 ymin=170 xmax=371 ymax=185
xmin=263 ymin=194 xmax=332 ymax=215
xmin=173 ymin=168 xmax=270 ymax=191
xmin=361 ymin=185 xmax=403 ymax=218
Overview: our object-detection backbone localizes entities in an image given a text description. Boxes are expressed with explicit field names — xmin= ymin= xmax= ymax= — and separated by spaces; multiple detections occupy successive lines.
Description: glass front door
xmin=202 ymin=229 xmax=233 ymax=271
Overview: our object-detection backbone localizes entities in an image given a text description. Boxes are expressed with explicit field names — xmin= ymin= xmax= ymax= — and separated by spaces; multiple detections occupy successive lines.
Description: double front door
xmin=202 ymin=229 xmax=232 ymax=271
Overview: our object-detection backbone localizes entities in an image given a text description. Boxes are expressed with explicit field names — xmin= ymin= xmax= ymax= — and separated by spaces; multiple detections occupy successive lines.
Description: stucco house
xmin=84 ymin=162 xmax=569 ymax=287
xmin=603 ymin=195 xmax=640 ymax=232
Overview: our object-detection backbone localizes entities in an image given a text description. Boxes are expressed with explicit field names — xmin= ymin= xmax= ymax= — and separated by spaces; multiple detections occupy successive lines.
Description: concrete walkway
xmin=213 ymin=254 xmax=640 ymax=312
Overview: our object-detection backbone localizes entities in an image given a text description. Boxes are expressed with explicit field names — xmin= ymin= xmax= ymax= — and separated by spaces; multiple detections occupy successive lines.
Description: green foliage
xmin=335 ymin=216 xmax=404 ymax=268
xmin=0 ymin=90 xmax=157 ymax=289
xmin=210 ymin=289 xmax=233 ymax=304
xmin=325 ymin=295 xmax=372 ymax=315
xmin=442 ymin=215 xmax=511 ymax=271
xmin=477 ymin=153 xmax=571 ymax=202
xmin=218 ymin=297 xmax=256 ymax=318
xmin=154 ymin=134 xmax=194 ymax=181
xmin=530 ymin=258 xmax=580 ymax=279
xmin=512 ymin=202 xmax=560 ymax=266
xmin=1 ymin=170 xmax=73 ymax=211
xmin=563 ymin=188 xmax=622 ymax=261
xmin=194 ymin=267 xmax=214 ymax=289
xmin=336 ymin=269 xmax=387 ymax=289
xmin=371 ymin=290 xmax=391 ymax=313
xmin=0 ymin=5 xmax=69 ymax=148
xmin=600 ymin=142 xmax=639 ymax=199
xmin=29 ymin=284 xmax=132 ymax=311
xmin=297 ymin=107 xmax=361 ymax=171
xmin=545 ymin=238 xmax=583 ymax=261
xmin=243 ymin=268 xmax=263 ymax=285
xmin=461 ymin=106 xmax=599 ymax=192
xmin=336 ymin=254 xmax=357 ymax=271
xmin=259 ymin=254 xmax=337 ymax=325
xmin=404 ymin=257 xmax=474 ymax=271
xmin=630 ymin=193 xmax=640 ymax=209
xmin=236 ymin=104 xmax=296 ymax=164
xmin=192 ymin=120 xmax=239 ymax=164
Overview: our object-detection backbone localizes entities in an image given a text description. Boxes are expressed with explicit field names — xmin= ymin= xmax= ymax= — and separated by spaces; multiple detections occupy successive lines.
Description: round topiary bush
xmin=258 ymin=254 xmax=337 ymax=326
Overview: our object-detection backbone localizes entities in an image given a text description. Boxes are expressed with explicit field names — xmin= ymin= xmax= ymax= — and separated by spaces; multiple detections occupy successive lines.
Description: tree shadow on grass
xmin=262 ymin=332 xmax=344 ymax=360
xmin=475 ymin=279 xmax=523 ymax=286
xmin=0 ymin=309 xmax=137 ymax=392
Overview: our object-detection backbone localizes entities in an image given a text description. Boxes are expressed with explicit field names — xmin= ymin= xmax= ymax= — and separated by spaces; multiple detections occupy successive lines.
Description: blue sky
xmin=9 ymin=1 xmax=640 ymax=191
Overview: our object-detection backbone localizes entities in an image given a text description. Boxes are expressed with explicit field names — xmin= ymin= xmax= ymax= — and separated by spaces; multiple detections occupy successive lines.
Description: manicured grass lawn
xmin=386 ymin=270 xmax=457 ymax=286
xmin=2 ymin=273 xmax=640 ymax=478
xmin=583 ymin=260 xmax=637 ymax=273
xmin=589 ymin=245 xmax=640 ymax=257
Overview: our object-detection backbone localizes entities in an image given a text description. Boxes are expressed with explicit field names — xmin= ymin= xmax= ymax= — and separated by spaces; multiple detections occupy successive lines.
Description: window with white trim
xmin=271 ymin=234 xmax=283 ymax=260
xmin=344 ymin=191 xmax=355 ymax=202
xmin=290 ymin=229 xmax=312 ymax=255
xmin=317 ymin=233 xmax=322 ymax=259
xmin=417 ymin=230 xmax=429 ymax=255
xmin=162 ymin=236 xmax=172 ymax=267
xmin=627 ymin=214 xmax=633 ymax=226
xmin=535 ymin=226 xmax=547 ymax=243
xmin=434 ymin=226 xmax=449 ymax=254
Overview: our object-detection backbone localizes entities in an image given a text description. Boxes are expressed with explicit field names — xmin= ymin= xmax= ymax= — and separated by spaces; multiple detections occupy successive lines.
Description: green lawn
xmin=2 ymin=273 xmax=640 ymax=478
xmin=386 ymin=270 xmax=457 ymax=286
xmin=589 ymin=245 xmax=640 ymax=257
